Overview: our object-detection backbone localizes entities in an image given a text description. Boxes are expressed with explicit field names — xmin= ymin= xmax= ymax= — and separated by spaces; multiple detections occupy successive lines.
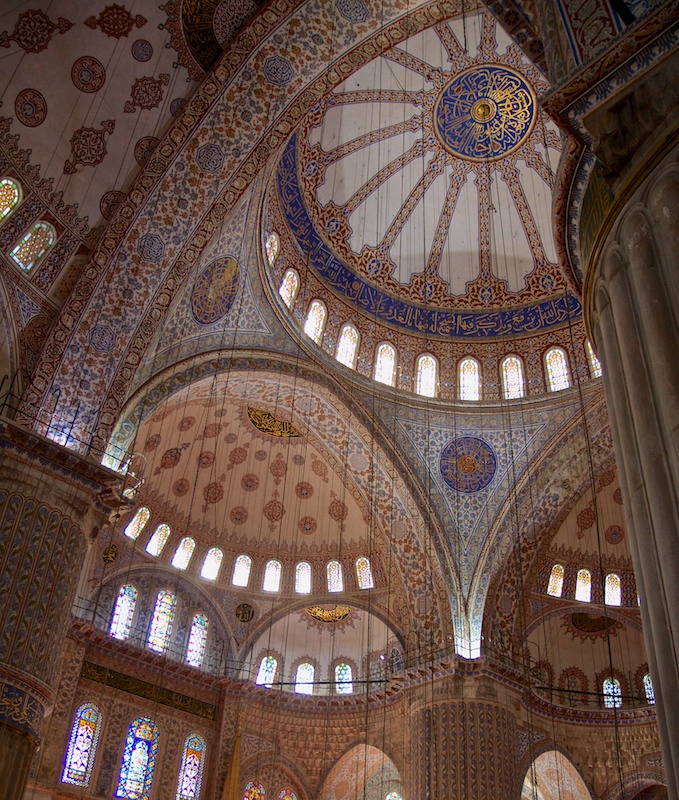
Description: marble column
xmin=590 ymin=147 xmax=679 ymax=798
xmin=410 ymin=676 xmax=519 ymax=799
xmin=0 ymin=420 xmax=121 ymax=800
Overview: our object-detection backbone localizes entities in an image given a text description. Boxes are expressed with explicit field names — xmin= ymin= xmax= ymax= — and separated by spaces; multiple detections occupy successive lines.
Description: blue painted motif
xmin=263 ymin=55 xmax=295 ymax=86
xmin=435 ymin=66 xmax=535 ymax=160
xmin=137 ymin=234 xmax=164 ymax=263
xmin=196 ymin=143 xmax=224 ymax=174
xmin=190 ymin=257 xmax=239 ymax=325
xmin=89 ymin=325 xmax=116 ymax=353
xmin=277 ymin=135 xmax=582 ymax=338
xmin=336 ymin=0 xmax=370 ymax=22
xmin=440 ymin=436 xmax=496 ymax=492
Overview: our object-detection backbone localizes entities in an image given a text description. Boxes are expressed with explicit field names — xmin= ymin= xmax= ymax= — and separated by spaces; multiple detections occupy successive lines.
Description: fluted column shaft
xmin=590 ymin=152 xmax=679 ymax=798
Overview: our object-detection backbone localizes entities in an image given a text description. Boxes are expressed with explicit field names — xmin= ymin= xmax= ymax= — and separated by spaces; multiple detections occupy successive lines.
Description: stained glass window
xmin=145 ymin=524 xmax=170 ymax=557
xmin=304 ymin=300 xmax=326 ymax=344
xmin=279 ymin=268 xmax=299 ymax=308
xmin=185 ymin=613 xmax=208 ymax=667
xmin=278 ymin=790 xmax=298 ymax=800
xmin=9 ymin=221 xmax=55 ymax=272
xmin=575 ymin=569 xmax=591 ymax=602
xmin=110 ymin=584 xmax=138 ymax=640
xmin=263 ymin=559 xmax=282 ymax=592
xmin=356 ymin=557 xmax=374 ymax=590
xmin=256 ymin=655 xmax=277 ymax=688
xmin=603 ymin=677 xmax=622 ymax=709
xmin=335 ymin=662 xmax=353 ymax=694
xmin=327 ymin=560 xmax=343 ymax=592
xmin=115 ymin=717 xmax=159 ymax=800
xmin=232 ymin=554 xmax=252 ymax=587
xmin=501 ymin=355 xmax=525 ymax=399
xmin=176 ymin=734 xmax=206 ymax=800
xmin=244 ymin=781 xmax=266 ymax=800
xmin=547 ymin=564 xmax=564 ymax=597
xmin=459 ymin=357 xmax=480 ymax=401
xmin=171 ymin=537 xmax=195 ymax=570
xmin=605 ymin=573 xmax=622 ymax=605
xmin=147 ymin=591 xmax=176 ymax=653
xmin=61 ymin=703 xmax=102 ymax=786
xmin=586 ymin=340 xmax=602 ymax=378
xmin=385 ymin=794 xmax=402 ymax=800
xmin=265 ymin=232 xmax=279 ymax=266
xmin=295 ymin=561 xmax=311 ymax=594
xmin=124 ymin=507 xmax=150 ymax=540
xmin=295 ymin=662 xmax=314 ymax=695
xmin=0 ymin=177 xmax=21 ymax=221
xmin=374 ymin=343 xmax=396 ymax=387
xmin=416 ymin=354 xmax=437 ymax=397
xmin=200 ymin=547 xmax=223 ymax=580
xmin=336 ymin=324 xmax=359 ymax=369
xmin=545 ymin=347 xmax=571 ymax=392
xmin=644 ymin=673 xmax=655 ymax=704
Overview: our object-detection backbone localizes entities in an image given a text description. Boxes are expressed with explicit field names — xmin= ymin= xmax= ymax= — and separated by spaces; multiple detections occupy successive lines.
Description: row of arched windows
xmin=1 ymin=176 xmax=56 ymax=271
xmin=124 ymin=508 xmax=375 ymax=592
xmin=547 ymin=563 xmax=627 ymax=606
xmin=602 ymin=674 xmax=655 ymax=708
xmin=110 ymin=584 xmax=209 ymax=667
xmin=255 ymin=655 xmax=355 ymax=694
xmin=62 ymin=706 xmax=205 ymax=800
xmin=275 ymin=264 xmax=602 ymax=398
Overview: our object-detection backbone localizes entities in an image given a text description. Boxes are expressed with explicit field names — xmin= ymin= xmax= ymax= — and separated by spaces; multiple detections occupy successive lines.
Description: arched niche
xmin=522 ymin=750 xmax=593 ymax=800
xmin=321 ymin=744 xmax=403 ymax=800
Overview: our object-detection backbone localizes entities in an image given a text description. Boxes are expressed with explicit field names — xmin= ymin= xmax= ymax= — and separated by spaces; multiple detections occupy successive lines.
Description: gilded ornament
xmin=247 ymin=407 xmax=301 ymax=437
xmin=102 ymin=543 xmax=118 ymax=563
xmin=306 ymin=605 xmax=351 ymax=622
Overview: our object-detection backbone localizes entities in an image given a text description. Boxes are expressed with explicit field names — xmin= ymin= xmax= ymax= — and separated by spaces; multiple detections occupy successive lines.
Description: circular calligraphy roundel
xmin=191 ymin=256 xmax=239 ymax=325
xmin=440 ymin=436 xmax=496 ymax=492
xmin=435 ymin=65 xmax=536 ymax=161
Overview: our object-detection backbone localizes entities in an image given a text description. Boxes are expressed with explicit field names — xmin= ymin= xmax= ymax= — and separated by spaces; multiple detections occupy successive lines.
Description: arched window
xmin=200 ymin=547 xmax=223 ymax=580
xmin=147 ymin=591 xmax=176 ymax=653
xmin=295 ymin=561 xmax=312 ymax=594
xmin=586 ymin=340 xmax=602 ymax=378
xmin=336 ymin=324 xmax=359 ymax=369
xmin=124 ymin=507 xmax=150 ymax=540
xmin=385 ymin=794 xmax=403 ymax=800
xmin=0 ymin=177 xmax=21 ymax=221
xmin=263 ymin=559 xmax=282 ymax=592
xmin=547 ymin=564 xmax=564 ymax=597
xmin=605 ymin=573 xmax=622 ymax=605
xmin=304 ymin=300 xmax=326 ymax=344
xmin=279 ymin=268 xmax=299 ymax=308
xmin=61 ymin=703 xmax=102 ymax=786
xmin=232 ymin=554 xmax=252 ymax=587
xmin=575 ymin=569 xmax=591 ymax=602
xmin=9 ymin=220 xmax=55 ymax=272
xmin=110 ymin=584 xmax=138 ymax=640
xmin=327 ymin=560 xmax=343 ymax=592
xmin=603 ymin=677 xmax=622 ymax=708
xmin=545 ymin=347 xmax=571 ymax=391
xmin=356 ymin=557 xmax=374 ymax=589
xmin=115 ymin=717 xmax=159 ymax=800
xmin=176 ymin=734 xmax=206 ymax=800
xmin=145 ymin=524 xmax=170 ymax=557
xmin=295 ymin=662 xmax=315 ymax=695
xmin=335 ymin=662 xmax=353 ymax=694
xmin=265 ymin=232 xmax=279 ymax=266
xmin=459 ymin=357 xmax=480 ymax=401
xmin=244 ymin=782 xmax=266 ymax=800
xmin=644 ymin=673 xmax=655 ymax=704
xmin=185 ymin=613 xmax=209 ymax=668
xmin=374 ymin=342 xmax=396 ymax=386
xmin=256 ymin=655 xmax=277 ymax=688
xmin=171 ymin=537 xmax=195 ymax=570
xmin=501 ymin=355 xmax=525 ymax=399
xmin=415 ymin=353 xmax=438 ymax=397
xmin=278 ymin=790 xmax=298 ymax=800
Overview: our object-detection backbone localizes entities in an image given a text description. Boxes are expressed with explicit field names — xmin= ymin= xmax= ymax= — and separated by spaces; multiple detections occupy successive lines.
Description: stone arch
xmin=522 ymin=749 xmax=593 ymax=800
xmin=320 ymin=743 xmax=403 ymax=800
xmin=602 ymin=774 xmax=667 ymax=800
